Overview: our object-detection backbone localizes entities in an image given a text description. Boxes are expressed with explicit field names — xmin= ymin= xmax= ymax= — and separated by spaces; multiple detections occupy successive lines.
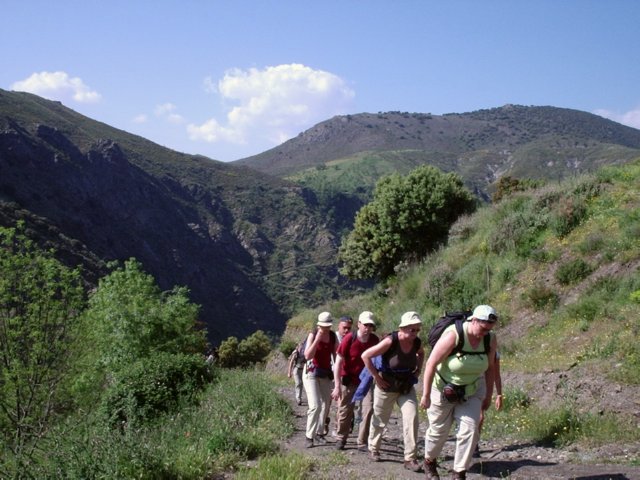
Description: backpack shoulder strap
xmin=450 ymin=320 xmax=465 ymax=356
xmin=483 ymin=331 xmax=491 ymax=354
xmin=381 ymin=331 xmax=398 ymax=366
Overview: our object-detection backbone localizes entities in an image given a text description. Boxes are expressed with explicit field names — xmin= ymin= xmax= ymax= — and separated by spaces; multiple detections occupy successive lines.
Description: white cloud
xmin=11 ymin=71 xmax=101 ymax=103
xmin=132 ymin=114 xmax=148 ymax=124
xmin=155 ymin=102 xmax=185 ymax=124
xmin=188 ymin=63 xmax=355 ymax=149
xmin=594 ymin=107 xmax=640 ymax=129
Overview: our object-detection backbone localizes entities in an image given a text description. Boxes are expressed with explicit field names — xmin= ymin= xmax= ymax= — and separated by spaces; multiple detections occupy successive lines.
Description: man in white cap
xmin=331 ymin=311 xmax=379 ymax=450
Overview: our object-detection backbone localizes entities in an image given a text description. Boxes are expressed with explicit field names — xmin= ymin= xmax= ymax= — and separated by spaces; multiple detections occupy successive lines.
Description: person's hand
xmin=374 ymin=375 xmax=389 ymax=391
xmin=419 ymin=395 xmax=431 ymax=410
xmin=331 ymin=386 xmax=341 ymax=401
xmin=316 ymin=326 xmax=330 ymax=341
xmin=287 ymin=372 xmax=292 ymax=378
xmin=495 ymin=394 xmax=503 ymax=410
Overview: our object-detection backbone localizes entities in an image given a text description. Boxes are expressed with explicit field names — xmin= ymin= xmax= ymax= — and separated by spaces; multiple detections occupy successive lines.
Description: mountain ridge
xmin=234 ymin=105 xmax=640 ymax=200
xmin=0 ymin=89 xmax=348 ymax=343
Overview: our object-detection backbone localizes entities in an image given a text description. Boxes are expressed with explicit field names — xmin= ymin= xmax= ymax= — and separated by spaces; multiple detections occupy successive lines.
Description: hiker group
xmin=287 ymin=305 xmax=503 ymax=480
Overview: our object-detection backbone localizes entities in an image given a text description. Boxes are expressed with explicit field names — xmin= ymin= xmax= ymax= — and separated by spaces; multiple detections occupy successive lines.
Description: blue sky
xmin=3 ymin=1 xmax=639 ymax=162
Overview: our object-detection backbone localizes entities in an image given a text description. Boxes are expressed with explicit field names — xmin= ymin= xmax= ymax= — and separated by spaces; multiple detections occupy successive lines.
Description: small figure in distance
xmin=287 ymin=340 xmax=306 ymax=406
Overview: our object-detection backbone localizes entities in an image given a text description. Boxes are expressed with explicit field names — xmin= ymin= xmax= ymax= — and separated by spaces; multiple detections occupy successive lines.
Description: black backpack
xmin=427 ymin=311 xmax=490 ymax=356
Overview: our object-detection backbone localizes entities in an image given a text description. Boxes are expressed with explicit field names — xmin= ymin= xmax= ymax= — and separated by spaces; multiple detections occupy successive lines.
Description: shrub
xmin=278 ymin=339 xmax=297 ymax=357
xmin=555 ymin=258 xmax=593 ymax=285
xmin=577 ymin=232 xmax=606 ymax=254
xmin=550 ymin=197 xmax=587 ymax=238
xmin=218 ymin=330 xmax=273 ymax=368
xmin=100 ymin=352 xmax=213 ymax=426
xmin=524 ymin=282 xmax=559 ymax=310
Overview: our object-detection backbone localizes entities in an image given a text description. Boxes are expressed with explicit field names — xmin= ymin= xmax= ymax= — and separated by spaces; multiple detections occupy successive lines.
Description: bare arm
xmin=361 ymin=336 xmax=393 ymax=390
xmin=483 ymin=335 xmax=497 ymax=411
xmin=419 ymin=330 xmax=456 ymax=409
xmin=494 ymin=353 xmax=503 ymax=410
xmin=303 ymin=330 xmax=319 ymax=360
xmin=287 ymin=352 xmax=295 ymax=377
xmin=331 ymin=354 xmax=344 ymax=400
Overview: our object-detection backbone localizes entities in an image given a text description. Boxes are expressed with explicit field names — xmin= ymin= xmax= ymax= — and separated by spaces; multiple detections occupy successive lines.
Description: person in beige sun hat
xmin=361 ymin=311 xmax=425 ymax=472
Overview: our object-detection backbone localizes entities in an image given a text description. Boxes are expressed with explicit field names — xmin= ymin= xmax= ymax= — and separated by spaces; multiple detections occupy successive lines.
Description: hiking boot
xmin=424 ymin=458 xmax=440 ymax=480
xmin=305 ymin=437 xmax=313 ymax=448
xmin=323 ymin=418 xmax=330 ymax=436
xmin=369 ymin=450 xmax=381 ymax=462
xmin=356 ymin=444 xmax=367 ymax=452
xmin=450 ymin=471 xmax=466 ymax=480
xmin=404 ymin=459 xmax=423 ymax=472
xmin=335 ymin=440 xmax=346 ymax=450
xmin=314 ymin=435 xmax=327 ymax=446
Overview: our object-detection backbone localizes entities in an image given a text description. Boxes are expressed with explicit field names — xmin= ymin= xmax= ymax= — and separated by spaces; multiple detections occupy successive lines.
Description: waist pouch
xmin=381 ymin=371 xmax=414 ymax=394
xmin=307 ymin=363 xmax=334 ymax=380
xmin=442 ymin=383 xmax=466 ymax=403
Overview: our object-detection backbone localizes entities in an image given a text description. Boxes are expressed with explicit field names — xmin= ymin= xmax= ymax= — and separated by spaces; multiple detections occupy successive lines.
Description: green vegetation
xmin=483 ymin=386 xmax=638 ymax=448
xmin=217 ymin=330 xmax=273 ymax=368
xmin=0 ymin=223 xmax=85 ymax=468
xmin=339 ymin=165 xmax=476 ymax=279
xmin=0 ymin=227 xmax=286 ymax=478
xmin=284 ymin=160 xmax=640 ymax=456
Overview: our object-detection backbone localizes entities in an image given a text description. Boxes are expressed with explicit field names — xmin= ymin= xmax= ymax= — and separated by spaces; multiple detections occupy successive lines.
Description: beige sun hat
xmin=358 ymin=311 xmax=376 ymax=325
xmin=317 ymin=311 xmax=333 ymax=327
xmin=398 ymin=311 xmax=422 ymax=328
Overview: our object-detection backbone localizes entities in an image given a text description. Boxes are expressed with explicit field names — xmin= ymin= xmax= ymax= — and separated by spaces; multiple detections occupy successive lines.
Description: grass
xmin=10 ymin=369 xmax=295 ymax=479
xmin=483 ymin=386 xmax=639 ymax=449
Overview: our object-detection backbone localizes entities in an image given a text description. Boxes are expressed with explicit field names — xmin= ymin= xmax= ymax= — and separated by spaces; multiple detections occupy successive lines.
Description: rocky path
xmin=278 ymin=385 xmax=640 ymax=480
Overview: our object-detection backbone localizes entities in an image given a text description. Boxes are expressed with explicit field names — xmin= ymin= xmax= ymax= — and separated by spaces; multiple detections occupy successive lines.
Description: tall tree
xmin=0 ymin=223 xmax=85 ymax=466
xmin=339 ymin=165 xmax=476 ymax=279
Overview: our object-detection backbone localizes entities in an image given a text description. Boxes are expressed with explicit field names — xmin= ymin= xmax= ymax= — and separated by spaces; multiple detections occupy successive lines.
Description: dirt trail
xmin=278 ymin=385 xmax=640 ymax=480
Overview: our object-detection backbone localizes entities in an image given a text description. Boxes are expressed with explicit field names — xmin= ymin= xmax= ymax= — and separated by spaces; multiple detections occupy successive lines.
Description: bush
xmin=100 ymin=352 xmax=213 ymax=426
xmin=278 ymin=339 xmax=297 ymax=357
xmin=524 ymin=282 xmax=559 ymax=310
xmin=218 ymin=330 xmax=273 ymax=368
xmin=555 ymin=258 xmax=593 ymax=285
xmin=550 ymin=197 xmax=587 ymax=238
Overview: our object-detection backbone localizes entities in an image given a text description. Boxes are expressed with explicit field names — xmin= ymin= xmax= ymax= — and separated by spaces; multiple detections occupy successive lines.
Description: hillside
xmin=235 ymin=106 xmax=640 ymax=207
xmin=280 ymin=160 xmax=640 ymax=471
xmin=0 ymin=89 xmax=352 ymax=343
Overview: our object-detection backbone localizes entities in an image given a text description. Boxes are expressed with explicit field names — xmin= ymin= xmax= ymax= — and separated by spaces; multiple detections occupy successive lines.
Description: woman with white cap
xmin=361 ymin=311 xmax=425 ymax=472
xmin=420 ymin=305 xmax=498 ymax=480
xmin=303 ymin=311 xmax=338 ymax=447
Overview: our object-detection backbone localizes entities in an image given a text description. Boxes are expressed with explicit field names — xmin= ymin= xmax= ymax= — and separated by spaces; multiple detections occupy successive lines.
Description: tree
xmin=85 ymin=258 xmax=207 ymax=374
xmin=339 ymin=165 xmax=476 ymax=279
xmin=0 ymin=223 xmax=85 ymax=466
xmin=217 ymin=331 xmax=272 ymax=368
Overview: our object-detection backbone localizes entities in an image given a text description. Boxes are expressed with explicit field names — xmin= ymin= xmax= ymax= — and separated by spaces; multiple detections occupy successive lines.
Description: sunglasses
xmin=479 ymin=314 xmax=498 ymax=324
xmin=407 ymin=327 xmax=421 ymax=333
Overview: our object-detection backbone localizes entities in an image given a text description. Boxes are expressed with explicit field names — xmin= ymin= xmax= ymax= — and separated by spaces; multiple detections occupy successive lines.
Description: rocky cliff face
xmin=0 ymin=90 xmax=343 ymax=343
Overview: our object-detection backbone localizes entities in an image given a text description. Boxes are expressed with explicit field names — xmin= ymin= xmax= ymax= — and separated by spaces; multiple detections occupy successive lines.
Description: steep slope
xmin=234 ymin=106 xmax=640 ymax=202
xmin=0 ymin=89 xmax=347 ymax=343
